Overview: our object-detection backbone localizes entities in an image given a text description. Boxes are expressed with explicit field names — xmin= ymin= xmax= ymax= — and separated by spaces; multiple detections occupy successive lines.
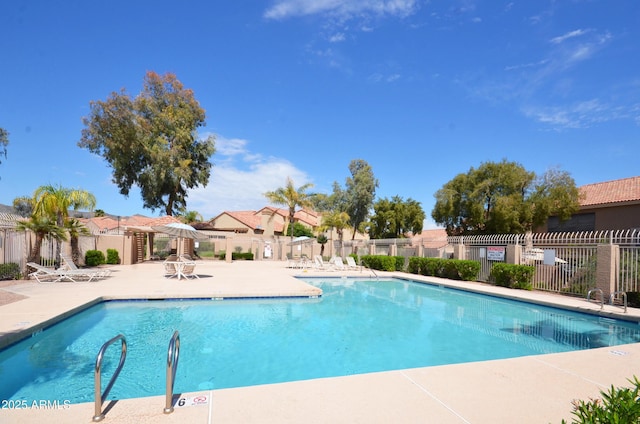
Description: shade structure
xmin=287 ymin=236 xmax=312 ymax=245
xmin=152 ymin=222 xmax=207 ymax=240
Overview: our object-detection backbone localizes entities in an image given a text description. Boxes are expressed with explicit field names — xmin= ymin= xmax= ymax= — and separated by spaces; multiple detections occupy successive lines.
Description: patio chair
xmin=163 ymin=256 xmax=179 ymax=278
xmin=181 ymin=261 xmax=200 ymax=279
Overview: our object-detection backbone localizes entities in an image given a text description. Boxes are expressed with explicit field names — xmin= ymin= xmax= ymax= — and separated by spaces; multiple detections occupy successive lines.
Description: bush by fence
xmin=0 ymin=263 xmax=20 ymax=280
xmin=85 ymin=250 xmax=106 ymax=267
xmin=360 ymin=255 xmax=404 ymax=271
xmin=106 ymin=249 xmax=120 ymax=265
xmin=407 ymin=257 xmax=481 ymax=281
xmin=490 ymin=263 xmax=535 ymax=290
xmin=232 ymin=252 xmax=254 ymax=261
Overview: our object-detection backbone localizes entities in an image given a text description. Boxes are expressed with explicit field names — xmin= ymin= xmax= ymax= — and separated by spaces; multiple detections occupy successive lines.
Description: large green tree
xmin=369 ymin=196 xmax=425 ymax=239
xmin=78 ymin=71 xmax=216 ymax=216
xmin=264 ymin=177 xmax=315 ymax=256
xmin=344 ymin=159 xmax=378 ymax=240
xmin=432 ymin=160 xmax=581 ymax=235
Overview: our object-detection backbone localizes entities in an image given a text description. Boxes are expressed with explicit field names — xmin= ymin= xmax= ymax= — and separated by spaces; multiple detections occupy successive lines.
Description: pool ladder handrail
xmin=93 ymin=334 xmax=127 ymax=422
xmin=608 ymin=291 xmax=628 ymax=313
xmin=587 ymin=288 xmax=604 ymax=310
xmin=364 ymin=266 xmax=379 ymax=280
xmin=164 ymin=330 xmax=181 ymax=414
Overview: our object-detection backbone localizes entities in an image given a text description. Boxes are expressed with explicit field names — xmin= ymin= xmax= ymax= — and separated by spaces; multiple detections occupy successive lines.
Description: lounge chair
xmin=60 ymin=254 xmax=112 ymax=278
xmin=333 ymin=257 xmax=346 ymax=271
xmin=27 ymin=262 xmax=101 ymax=283
xmin=313 ymin=255 xmax=334 ymax=271
xmin=345 ymin=256 xmax=360 ymax=270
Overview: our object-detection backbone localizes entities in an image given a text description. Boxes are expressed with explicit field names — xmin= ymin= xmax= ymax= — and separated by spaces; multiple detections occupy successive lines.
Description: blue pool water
xmin=1 ymin=277 xmax=640 ymax=404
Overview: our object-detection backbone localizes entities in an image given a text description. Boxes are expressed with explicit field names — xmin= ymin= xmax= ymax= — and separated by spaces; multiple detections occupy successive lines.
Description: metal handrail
xmin=93 ymin=334 xmax=127 ymax=422
xmin=609 ymin=291 xmax=628 ymax=313
xmin=587 ymin=288 xmax=604 ymax=310
xmin=164 ymin=331 xmax=181 ymax=414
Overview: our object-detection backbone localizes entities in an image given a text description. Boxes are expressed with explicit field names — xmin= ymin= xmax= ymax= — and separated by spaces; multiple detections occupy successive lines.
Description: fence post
xmin=452 ymin=244 xmax=466 ymax=260
xmin=505 ymin=244 xmax=521 ymax=265
xmin=596 ymin=244 xmax=618 ymax=298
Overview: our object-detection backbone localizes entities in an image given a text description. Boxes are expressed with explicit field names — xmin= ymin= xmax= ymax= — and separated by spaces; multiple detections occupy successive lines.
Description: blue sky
xmin=1 ymin=1 xmax=638 ymax=229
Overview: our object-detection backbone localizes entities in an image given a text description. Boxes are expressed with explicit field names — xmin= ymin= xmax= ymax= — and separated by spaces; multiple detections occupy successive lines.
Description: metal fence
xmin=450 ymin=230 xmax=640 ymax=296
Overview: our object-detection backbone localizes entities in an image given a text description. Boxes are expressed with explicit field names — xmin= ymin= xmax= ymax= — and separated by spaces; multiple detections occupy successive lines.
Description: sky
xmin=1 ymin=1 xmax=639 ymax=229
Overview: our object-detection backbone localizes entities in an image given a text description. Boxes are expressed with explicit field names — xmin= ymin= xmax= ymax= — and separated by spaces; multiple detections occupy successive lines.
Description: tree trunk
xmin=71 ymin=236 xmax=80 ymax=266
xmin=28 ymin=234 xmax=44 ymax=264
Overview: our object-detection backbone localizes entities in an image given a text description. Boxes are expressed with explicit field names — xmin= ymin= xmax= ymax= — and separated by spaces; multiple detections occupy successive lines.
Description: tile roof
xmin=579 ymin=176 xmax=640 ymax=207
xmin=81 ymin=215 xmax=181 ymax=231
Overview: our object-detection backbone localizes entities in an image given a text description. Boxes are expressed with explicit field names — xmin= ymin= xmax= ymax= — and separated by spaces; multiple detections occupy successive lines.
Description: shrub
xmin=0 ymin=263 xmax=21 ymax=280
xmin=626 ymin=292 xmax=640 ymax=308
xmin=407 ymin=257 xmax=421 ymax=274
xmin=490 ymin=263 xmax=534 ymax=290
xmin=455 ymin=260 xmax=482 ymax=281
xmin=232 ymin=252 xmax=254 ymax=260
xmin=85 ymin=250 xmax=106 ymax=267
xmin=360 ymin=255 xmax=404 ymax=271
xmin=406 ymin=258 xmax=480 ymax=281
xmin=561 ymin=376 xmax=640 ymax=423
xmin=106 ymin=249 xmax=120 ymax=265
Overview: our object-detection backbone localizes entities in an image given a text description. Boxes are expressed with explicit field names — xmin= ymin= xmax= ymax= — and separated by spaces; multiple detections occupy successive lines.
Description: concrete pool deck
xmin=1 ymin=259 xmax=639 ymax=423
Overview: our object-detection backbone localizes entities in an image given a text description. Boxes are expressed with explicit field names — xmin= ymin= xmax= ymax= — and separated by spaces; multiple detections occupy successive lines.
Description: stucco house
xmin=547 ymin=176 xmax=640 ymax=232
xmin=207 ymin=207 xmax=319 ymax=236
xmin=207 ymin=206 xmax=367 ymax=242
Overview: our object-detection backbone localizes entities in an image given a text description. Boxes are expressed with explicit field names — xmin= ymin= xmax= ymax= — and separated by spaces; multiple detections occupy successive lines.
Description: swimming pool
xmin=1 ymin=277 xmax=639 ymax=404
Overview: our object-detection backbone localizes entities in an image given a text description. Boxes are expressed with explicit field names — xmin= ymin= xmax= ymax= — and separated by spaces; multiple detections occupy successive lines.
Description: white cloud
xmin=522 ymin=99 xmax=618 ymax=130
xmin=186 ymin=135 xmax=311 ymax=219
xmin=264 ymin=0 xmax=419 ymax=21
xmin=550 ymin=29 xmax=589 ymax=45
xmin=329 ymin=32 xmax=346 ymax=42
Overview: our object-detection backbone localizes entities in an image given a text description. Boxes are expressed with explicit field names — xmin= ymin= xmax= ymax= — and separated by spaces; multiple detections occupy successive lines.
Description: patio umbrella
xmin=152 ymin=222 xmax=207 ymax=255
xmin=152 ymin=222 xmax=207 ymax=240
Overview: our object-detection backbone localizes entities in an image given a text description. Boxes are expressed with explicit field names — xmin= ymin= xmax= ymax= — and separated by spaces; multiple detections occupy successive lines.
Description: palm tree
xmin=321 ymin=211 xmax=350 ymax=258
xmin=32 ymin=185 xmax=96 ymax=267
xmin=180 ymin=210 xmax=203 ymax=224
xmin=16 ymin=216 xmax=67 ymax=265
xmin=264 ymin=177 xmax=314 ymax=257
xmin=65 ymin=218 xmax=91 ymax=265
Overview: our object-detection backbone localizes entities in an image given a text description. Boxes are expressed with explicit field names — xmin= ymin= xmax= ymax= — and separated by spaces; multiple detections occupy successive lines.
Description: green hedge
xmin=0 ymin=263 xmax=21 ymax=280
xmin=85 ymin=250 xmax=106 ymax=267
xmin=232 ymin=252 xmax=254 ymax=260
xmin=407 ymin=257 xmax=480 ymax=281
xmin=490 ymin=263 xmax=535 ymax=290
xmin=360 ymin=255 xmax=404 ymax=271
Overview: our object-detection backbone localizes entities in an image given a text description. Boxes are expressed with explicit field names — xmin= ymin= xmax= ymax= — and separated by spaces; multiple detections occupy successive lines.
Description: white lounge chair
xmin=333 ymin=257 xmax=347 ymax=271
xmin=345 ymin=256 xmax=360 ymax=270
xmin=313 ymin=255 xmax=334 ymax=271
xmin=61 ymin=254 xmax=112 ymax=278
xmin=27 ymin=262 xmax=100 ymax=283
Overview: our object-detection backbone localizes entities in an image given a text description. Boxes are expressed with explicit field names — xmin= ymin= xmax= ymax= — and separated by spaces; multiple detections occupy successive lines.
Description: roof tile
xmin=580 ymin=176 xmax=640 ymax=206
